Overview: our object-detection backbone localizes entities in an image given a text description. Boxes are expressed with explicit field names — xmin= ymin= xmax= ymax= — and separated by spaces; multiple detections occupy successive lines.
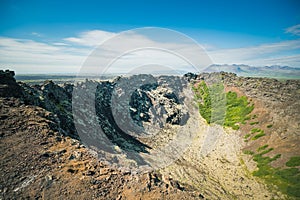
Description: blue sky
xmin=0 ymin=0 xmax=300 ymax=73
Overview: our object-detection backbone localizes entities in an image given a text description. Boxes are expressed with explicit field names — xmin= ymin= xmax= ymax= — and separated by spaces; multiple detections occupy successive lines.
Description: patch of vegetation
xmin=286 ymin=156 xmax=300 ymax=167
xmin=250 ymin=149 xmax=300 ymax=198
xmin=259 ymin=147 xmax=274 ymax=155
xmin=244 ymin=133 xmax=251 ymax=139
xmin=225 ymin=91 xmax=254 ymax=130
xmin=252 ymin=131 xmax=266 ymax=140
xmin=250 ymin=121 xmax=259 ymax=125
xmin=193 ymin=81 xmax=300 ymax=197
xmin=272 ymin=154 xmax=282 ymax=160
xmin=251 ymin=128 xmax=262 ymax=133
xmin=193 ymin=81 xmax=254 ymax=130
xmin=251 ymin=114 xmax=257 ymax=119
xmin=253 ymin=161 xmax=300 ymax=198
xmin=257 ymin=144 xmax=269 ymax=152
xmin=193 ymin=81 xmax=211 ymax=123
xmin=249 ymin=128 xmax=266 ymax=140
xmin=267 ymin=124 xmax=273 ymax=128
xmin=243 ymin=150 xmax=254 ymax=155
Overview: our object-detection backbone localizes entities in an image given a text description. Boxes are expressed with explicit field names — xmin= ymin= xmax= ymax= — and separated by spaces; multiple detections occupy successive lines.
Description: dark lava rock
xmin=0 ymin=69 xmax=23 ymax=98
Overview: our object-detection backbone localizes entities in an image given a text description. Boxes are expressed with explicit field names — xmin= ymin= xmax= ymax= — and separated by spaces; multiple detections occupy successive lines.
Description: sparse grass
xmin=251 ymin=114 xmax=257 ymax=119
xmin=253 ymin=160 xmax=300 ymax=198
xmin=250 ymin=121 xmax=259 ymax=125
xmin=251 ymin=148 xmax=300 ymax=198
xmin=251 ymin=128 xmax=261 ymax=133
xmin=244 ymin=134 xmax=251 ymax=139
xmin=252 ymin=131 xmax=266 ymax=140
xmin=257 ymin=144 xmax=269 ymax=152
xmin=259 ymin=147 xmax=274 ymax=155
xmin=249 ymin=128 xmax=266 ymax=140
xmin=243 ymin=150 xmax=254 ymax=155
xmin=286 ymin=156 xmax=300 ymax=167
xmin=272 ymin=154 xmax=282 ymax=160
xmin=267 ymin=124 xmax=273 ymax=128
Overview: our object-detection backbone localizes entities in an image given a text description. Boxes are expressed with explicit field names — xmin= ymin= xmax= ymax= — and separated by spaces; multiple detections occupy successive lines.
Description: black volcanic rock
xmin=0 ymin=70 xmax=23 ymax=98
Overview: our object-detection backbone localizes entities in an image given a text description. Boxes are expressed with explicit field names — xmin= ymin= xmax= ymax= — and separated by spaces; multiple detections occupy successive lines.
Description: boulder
xmin=0 ymin=70 xmax=23 ymax=98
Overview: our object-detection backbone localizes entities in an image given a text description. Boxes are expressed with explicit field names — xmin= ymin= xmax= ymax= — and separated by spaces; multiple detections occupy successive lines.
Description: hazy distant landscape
xmin=15 ymin=64 xmax=300 ymax=85
xmin=205 ymin=64 xmax=300 ymax=79
xmin=15 ymin=74 xmax=115 ymax=85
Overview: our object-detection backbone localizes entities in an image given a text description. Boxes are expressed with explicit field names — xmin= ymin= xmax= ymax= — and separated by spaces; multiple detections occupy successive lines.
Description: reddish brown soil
xmin=0 ymin=97 xmax=202 ymax=199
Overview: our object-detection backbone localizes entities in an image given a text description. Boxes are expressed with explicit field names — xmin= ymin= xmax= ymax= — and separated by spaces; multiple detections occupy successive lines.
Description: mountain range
xmin=204 ymin=64 xmax=300 ymax=79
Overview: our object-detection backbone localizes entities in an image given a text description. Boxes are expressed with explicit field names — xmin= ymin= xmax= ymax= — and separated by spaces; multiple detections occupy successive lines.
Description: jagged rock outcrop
xmin=72 ymin=74 xmax=193 ymax=170
xmin=1 ymin=71 xmax=192 ymax=170
xmin=19 ymin=79 xmax=76 ymax=138
xmin=0 ymin=70 xmax=23 ymax=98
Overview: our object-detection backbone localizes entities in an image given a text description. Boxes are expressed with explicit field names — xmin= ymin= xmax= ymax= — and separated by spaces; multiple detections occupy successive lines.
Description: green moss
xmin=244 ymin=134 xmax=251 ymax=139
xmin=249 ymin=128 xmax=265 ymax=140
xmin=272 ymin=154 xmax=281 ymax=160
xmin=193 ymin=81 xmax=212 ymax=124
xmin=257 ymin=144 xmax=269 ymax=152
xmin=251 ymin=128 xmax=261 ymax=133
xmin=251 ymin=114 xmax=257 ymax=119
xmin=267 ymin=124 xmax=273 ymax=128
xmin=193 ymin=81 xmax=253 ymax=130
xmin=252 ymin=151 xmax=300 ymax=198
xmin=252 ymin=132 xmax=266 ymax=140
xmin=286 ymin=156 xmax=300 ymax=167
xmin=250 ymin=121 xmax=259 ymax=125
xmin=287 ymin=184 xmax=300 ymax=198
xmin=259 ymin=147 xmax=274 ymax=155
xmin=224 ymin=91 xmax=254 ymax=129
xmin=243 ymin=150 xmax=254 ymax=155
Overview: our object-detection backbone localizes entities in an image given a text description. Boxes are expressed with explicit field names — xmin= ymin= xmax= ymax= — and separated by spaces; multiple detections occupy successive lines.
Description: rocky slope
xmin=0 ymin=71 xmax=201 ymax=199
xmin=1 ymin=69 xmax=299 ymax=199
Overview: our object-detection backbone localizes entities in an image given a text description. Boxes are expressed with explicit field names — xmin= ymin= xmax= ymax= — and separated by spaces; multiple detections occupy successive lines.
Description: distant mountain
xmin=204 ymin=64 xmax=300 ymax=79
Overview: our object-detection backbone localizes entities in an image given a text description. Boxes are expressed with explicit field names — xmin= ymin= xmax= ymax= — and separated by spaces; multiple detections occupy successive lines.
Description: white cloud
xmin=208 ymin=39 xmax=300 ymax=66
xmin=285 ymin=24 xmax=300 ymax=36
xmin=52 ymin=42 xmax=69 ymax=46
xmin=1 ymin=29 xmax=300 ymax=74
xmin=0 ymin=37 xmax=90 ymax=74
xmin=73 ymin=29 xmax=213 ymax=74
xmin=31 ymin=32 xmax=42 ymax=37
xmin=64 ymin=30 xmax=117 ymax=47
xmin=253 ymin=54 xmax=300 ymax=67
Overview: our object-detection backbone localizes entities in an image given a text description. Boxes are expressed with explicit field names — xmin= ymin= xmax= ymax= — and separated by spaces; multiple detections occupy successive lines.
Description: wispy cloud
xmin=208 ymin=39 xmax=300 ymax=66
xmin=31 ymin=32 xmax=42 ymax=37
xmin=285 ymin=24 xmax=300 ymax=36
xmin=64 ymin=30 xmax=117 ymax=47
xmin=52 ymin=42 xmax=69 ymax=46
xmin=1 ymin=29 xmax=300 ymax=74
xmin=0 ymin=37 xmax=89 ymax=73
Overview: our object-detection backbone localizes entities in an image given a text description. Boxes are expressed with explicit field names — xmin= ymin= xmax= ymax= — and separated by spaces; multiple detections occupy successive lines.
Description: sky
xmin=0 ymin=0 xmax=300 ymax=74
